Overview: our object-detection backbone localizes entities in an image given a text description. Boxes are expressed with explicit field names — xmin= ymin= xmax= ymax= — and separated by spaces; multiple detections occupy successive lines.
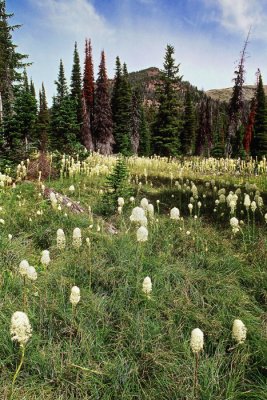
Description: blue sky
xmin=7 ymin=0 xmax=267 ymax=102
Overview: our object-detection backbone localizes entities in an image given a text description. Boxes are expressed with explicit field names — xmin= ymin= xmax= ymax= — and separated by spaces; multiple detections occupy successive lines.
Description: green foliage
xmin=251 ymin=74 xmax=267 ymax=158
xmin=181 ymin=89 xmax=195 ymax=155
xmin=153 ymin=44 xmax=183 ymax=156
xmin=70 ymin=42 xmax=83 ymax=128
xmin=112 ymin=58 xmax=132 ymax=155
xmin=101 ymin=156 xmax=133 ymax=214
xmin=139 ymin=105 xmax=151 ymax=156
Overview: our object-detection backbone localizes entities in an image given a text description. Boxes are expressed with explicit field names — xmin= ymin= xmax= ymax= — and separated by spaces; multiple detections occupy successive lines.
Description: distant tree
xmin=70 ymin=42 xmax=83 ymax=130
xmin=50 ymin=60 xmax=79 ymax=151
xmin=139 ymin=105 xmax=151 ymax=156
xmin=251 ymin=73 xmax=267 ymax=158
xmin=112 ymin=58 xmax=132 ymax=154
xmin=94 ymin=51 xmax=114 ymax=155
xmin=82 ymin=39 xmax=94 ymax=151
xmin=195 ymin=97 xmax=212 ymax=156
xmin=243 ymin=97 xmax=256 ymax=155
xmin=226 ymin=30 xmax=250 ymax=157
xmin=181 ymin=89 xmax=195 ymax=155
xmin=153 ymin=44 xmax=182 ymax=156
xmin=130 ymin=87 xmax=141 ymax=154
xmin=37 ymin=83 xmax=50 ymax=152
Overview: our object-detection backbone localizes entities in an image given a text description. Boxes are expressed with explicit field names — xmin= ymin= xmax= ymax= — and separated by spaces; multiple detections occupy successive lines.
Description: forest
xmin=0 ymin=1 xmax=267 ymax=168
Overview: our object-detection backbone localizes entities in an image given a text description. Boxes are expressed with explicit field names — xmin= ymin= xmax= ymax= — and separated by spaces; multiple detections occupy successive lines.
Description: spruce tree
xmin=8 ymin=70 xmax=37 ymax=155
xmin=0 ymin=0 xmax=30 ymax=153
xmin=139 ymin=105 xmax=151 ymax=156
xmin=70 ymin=42 xmax=83 ymax=130
xmin=130 ymin=87 xmax=141 ymax=154
xmin=181 ymin=89 xmax=195 ymax=155
xmin=37 ymin=83 xmax=50 ymax=152
xmin=153 ymin=44 xmax=182 ymax=156
xmin=112 ymin=58 xmax=132 ymax=155
xmin=82 ymin=39 xmax=94 ymax=151
xmin=251 ymin=74 xmax=267 ymax=158
xmin=50 ymin=60 xmax=79 ymax=151
xmin=94 ymin=51 xmax=114 ymax=155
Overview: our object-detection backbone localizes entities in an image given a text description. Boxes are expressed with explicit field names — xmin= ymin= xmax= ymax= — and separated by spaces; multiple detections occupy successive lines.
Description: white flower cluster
xmin=232 ymin=319 xmax=247 ymax=344
xmin=73 ymin=227 xmax=82 ymax=248
xmin=56 ymin=229 xmax=66 ymax=249
xmin=70 ymin=286 xmax=81 ymax=306
xmin=190 ymin=328 xmax=204 ymax=353
xmin=230 ymin=217 xmax=240 ymax=234
xmin=10 ymin=311 xmax=32 ymax=346
xmin=19 ymin=260 xmax=37 ymax=281
xmin=170 ymin=207 xmax=180 ymax=220
xmin=142 ymin=276 xmax=152 ymax=297
xmin=41 ymin=250 xmax=51 ymax=267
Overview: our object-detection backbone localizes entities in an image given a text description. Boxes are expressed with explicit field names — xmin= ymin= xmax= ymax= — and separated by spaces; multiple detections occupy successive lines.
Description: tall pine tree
xmin=181 ymin=88 xmax=195 ymax=155
xmin=94 ymin=51 xmax=114 ymax=155
xmin=251 ymin=73 xmax=267 ymax=158
xmin=82 ymin=39 xmax=94 ymax=151
xmin=37 ymin=83 xmax=50 ymax=152
xmin=153 ymin=45 xmax=182 ymax=156
xmin=70 ymin=42 xmax=83 ymax=133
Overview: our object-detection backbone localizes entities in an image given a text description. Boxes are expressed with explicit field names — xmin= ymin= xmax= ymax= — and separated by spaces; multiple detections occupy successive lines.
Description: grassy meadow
xmin=0 ymin=153 xmax=267 ymax=399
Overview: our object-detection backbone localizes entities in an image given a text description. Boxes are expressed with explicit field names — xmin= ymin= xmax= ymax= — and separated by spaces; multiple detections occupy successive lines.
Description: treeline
xmin=0 ymin=1 xmax=266 ymax=163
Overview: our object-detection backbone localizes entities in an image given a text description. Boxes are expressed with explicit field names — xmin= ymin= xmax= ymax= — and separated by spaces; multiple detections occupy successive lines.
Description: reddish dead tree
xmin=94 ymin=51 xmax=115 ymax=155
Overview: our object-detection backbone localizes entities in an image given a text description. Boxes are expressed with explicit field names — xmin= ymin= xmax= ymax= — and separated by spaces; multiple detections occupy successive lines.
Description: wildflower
xmin=251 ymin=201 xmax=257 ymax=213
xmin=19 ymin=260 xmax=29 ymax=276
xmin=57 ymin=229 xmax=66 ymax=249
xmin=26 ymin=266 xmax=37 ymax=281
xmin=170 ymin=207 xmax=180 ymax=220
xmin=8 ymin=234 xmax=12 ymax=240
xmin=69 ymin=185 xmax=75 ymax=193
xmin=118 ymin=197 xmax=124 ymax=207
xmin=118 ymin=206 xmax=122 ymax=215
xmin=137 ymin=226 xmax=148 ymax=242
xmin=147 ymin=204 xmax=154 ymax=219
xmin=142 ymin=276 xmax=152 ymax=297
xmin=186 ymin=231 xmax=191 ymax=235
xmin=73 ymin=228 xmax=82 ymax=248
xmin=188 ymin=203 xmax=193 ymax=215
xmin=190 ymin=328 xmax=204 ymax=353
xmin=232 ymin=319 xmax=247 ymax=344
xmin=0 ymin=218 xmax=5 ymax=224
xmin=86 ymin=237 xmax=90 ymax=247
xmin=197 ymin=201 xmax=202 ymax=208
xmin=41 ymin=250 xmax=51 ymax=267
xmin=10 ymin=311 xmax=32 ymax=346
xmin=70 ymin=286 xmax=81 ymax=306
xmin=140 ymin=198 xmax=149 ymax=211
xmin=244 ymin=194 xmax=251 ymax=210
xmin=130 ymin=196 xmax=135 ymax=203
xmin=130 ymin=207 xmax=145 ymax=224
xmin=230 ymin=217 xmax=239 ymax=234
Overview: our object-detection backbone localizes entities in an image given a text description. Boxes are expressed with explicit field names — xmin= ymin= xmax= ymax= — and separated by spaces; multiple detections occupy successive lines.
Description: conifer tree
xmin=50 ymin=60 xmax=79 ymax=151
xmin=139 ymin=105 xmax=151 ymax=156
xmin=153 ymin=44 xmax=182 ymax=156
xmin=181 ymin=89 xmax=195 ymax=155
xmin=37 ymin=83 xmax=50 ymax=151
xmin=112 ymin=58 xmax=132 ymax=154
xmin=94 ymin=51 xmax=114 ymax=155
xmin=226 ymin=31 xmax=250 ymax=157
xmin=82 ymin=39 xmax=94 ymax=151
xmin=30 ymin=79 xmax=36 ymax=98
xmin=251 ymin=73 xmax=267 ymax=158
xmin=243 ymin=97 xmax=256 ymax=155
xmin=8 ymin=70 xmax=37 ymax=155
xmin=0 ymin=0 xmax=29 ymax=154
xmin=130 ymin=87 xmax=141 ymax=154
xmin=70 ymin=42 xmax=83 ymax=129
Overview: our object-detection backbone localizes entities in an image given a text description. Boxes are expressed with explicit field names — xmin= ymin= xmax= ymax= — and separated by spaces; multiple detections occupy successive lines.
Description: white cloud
xmin=205 ymin=0 xmax=267 ymax=38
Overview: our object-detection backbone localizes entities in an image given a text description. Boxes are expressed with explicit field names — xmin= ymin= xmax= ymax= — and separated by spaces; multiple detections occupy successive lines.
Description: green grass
xmin=0 ymin=176 xmax=266 ymax=400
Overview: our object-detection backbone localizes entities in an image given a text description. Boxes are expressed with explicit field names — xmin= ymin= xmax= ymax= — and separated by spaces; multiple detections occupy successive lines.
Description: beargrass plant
xmin=0 ymin=170 xmax=267 ymax=399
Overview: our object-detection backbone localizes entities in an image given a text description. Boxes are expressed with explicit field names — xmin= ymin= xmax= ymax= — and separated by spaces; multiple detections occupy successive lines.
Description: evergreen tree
xmin=94 ymin=51 xmax=114 ymax=155
xmin=30 ymin=79 xmax=36 ymax=98
xmin=7 ymin=69 xmax=37 ymax=155
xmin=139 ymin=105 xmax=151 ymax=156
xmin=181 ymin=89 xmax=195 ymax=155
xmin=0 ymin=0 xmax=30 ymax=153
xmin=130 ymin=87 xmax=141 ymax=154
xmin=153 ymin=44 xmax=182 ymax=156
xmin=70 ymin=42 xmax=83 ymax=130
xmin=243 ymin=97 xmax=256 ymax=155
xmin=82 ymin=39 xmax=94 ymax=151
xmin=50 ymin=60 xmax=79 ymax=151
xmin=83 ymin=39 xmax=94 ymax=116
xmin=226 ymin=31 xmax=250 ymax=157
xmin=251 ymin=74 xmax=267 ymax=158
xmin=37 ymin=83 xmax=50 ymax=151
xmin=112 ymin=58 xmax=132 ymax=155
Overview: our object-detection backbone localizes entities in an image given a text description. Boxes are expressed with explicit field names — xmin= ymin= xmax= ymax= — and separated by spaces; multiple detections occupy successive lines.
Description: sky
xmin=7 ymin=0 xmax=267 ymax=103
